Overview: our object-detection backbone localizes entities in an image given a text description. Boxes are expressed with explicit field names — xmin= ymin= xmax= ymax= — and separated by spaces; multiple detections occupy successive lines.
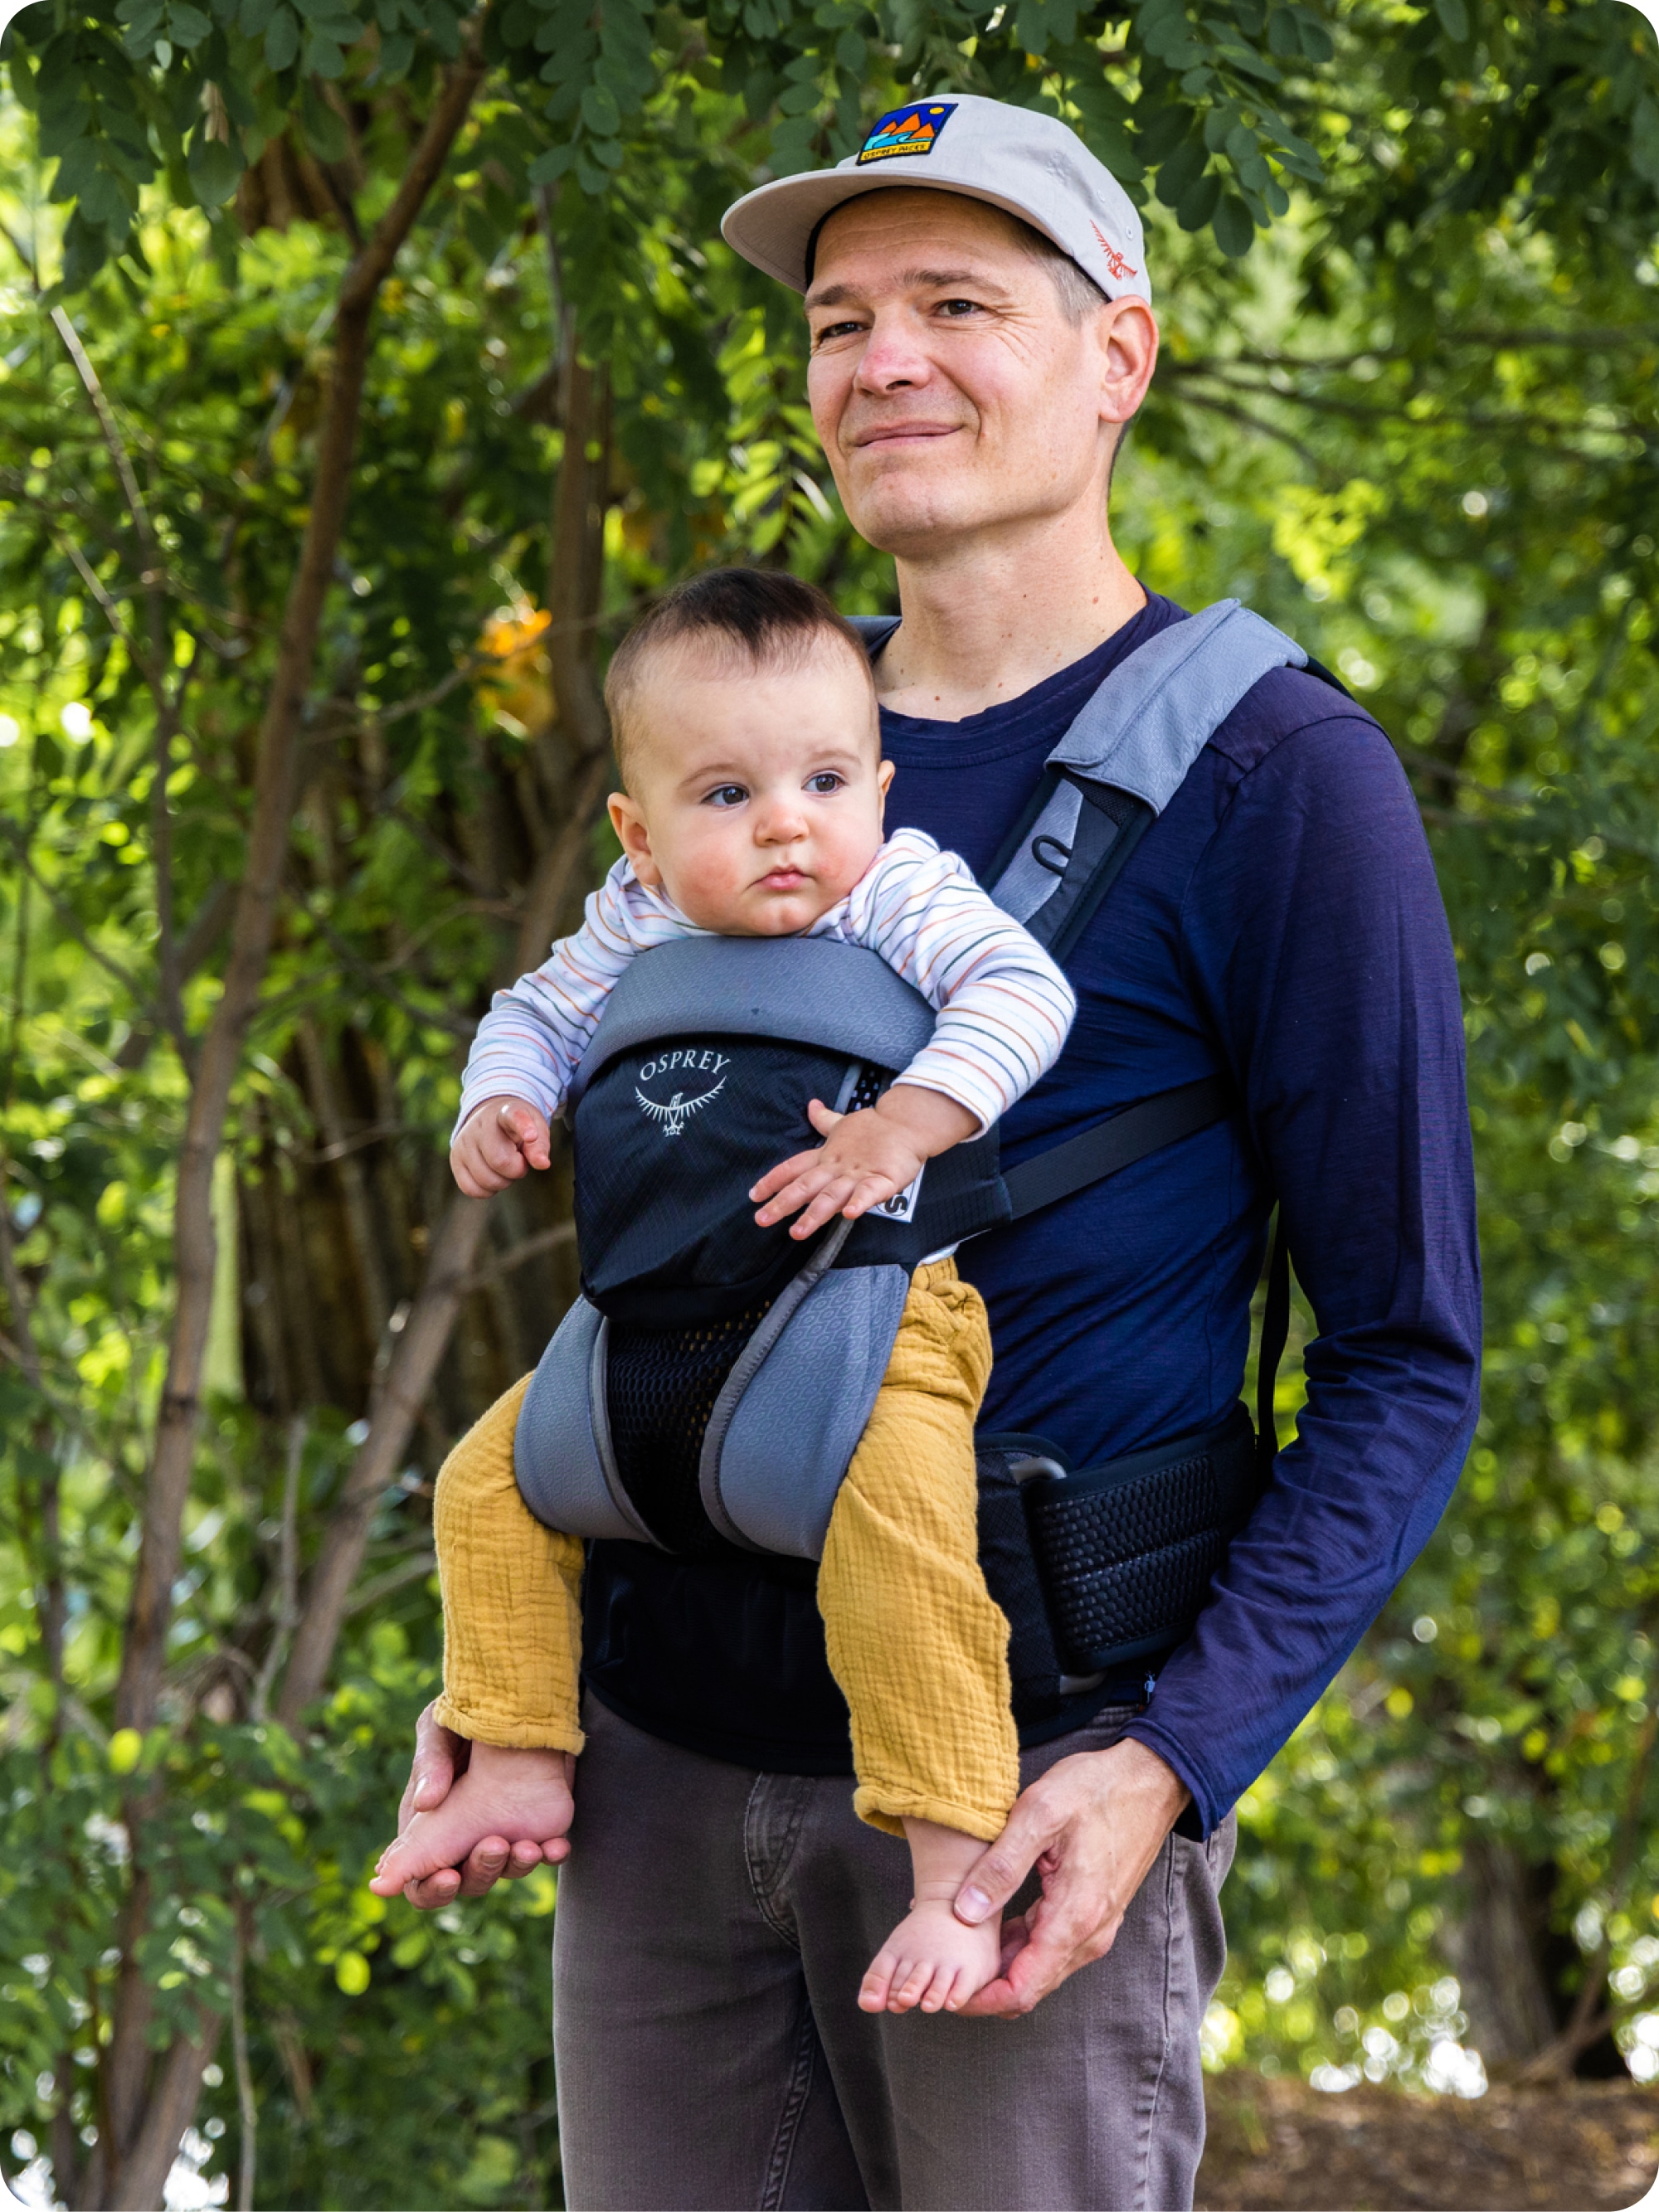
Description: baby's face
xmin=608 ymin=640 xmax=892 ymax=936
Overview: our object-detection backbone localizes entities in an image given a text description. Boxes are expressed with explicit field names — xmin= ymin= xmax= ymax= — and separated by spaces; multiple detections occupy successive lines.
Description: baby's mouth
xmin=758 ymin=867 xmax=807 ymax=891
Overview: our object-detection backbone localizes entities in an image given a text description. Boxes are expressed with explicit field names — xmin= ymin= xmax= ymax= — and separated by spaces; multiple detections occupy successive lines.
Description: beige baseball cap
xmin=721 ymin=94 xmax=1151 ymax=304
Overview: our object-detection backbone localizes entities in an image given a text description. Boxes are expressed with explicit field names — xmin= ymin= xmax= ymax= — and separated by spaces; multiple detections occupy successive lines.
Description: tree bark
xmin=94 ymin=35 xmax=492 ymax=2209
xmin=113 ymin=28 xmax=489 ymax=1742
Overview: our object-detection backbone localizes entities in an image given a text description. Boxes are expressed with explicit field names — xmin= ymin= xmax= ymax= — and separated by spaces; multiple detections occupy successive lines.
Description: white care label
xmin=870 ymin=1165 xmax=925 ymax=1224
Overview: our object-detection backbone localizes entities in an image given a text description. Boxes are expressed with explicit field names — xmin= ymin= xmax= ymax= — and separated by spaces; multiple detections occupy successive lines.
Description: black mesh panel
xmin=1018 ymin=1432 xmax=1251 ymax=1670
xmin=606 ymin=1301 xmax=769 ymax=1558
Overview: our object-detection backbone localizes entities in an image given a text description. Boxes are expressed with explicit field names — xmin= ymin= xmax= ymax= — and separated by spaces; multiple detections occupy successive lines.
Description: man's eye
xmin=937 ymin=298 xmax=980 ymax=318
xmin=805 ymin=771 xmax=844 ymax=795
xmin=812 ymin=318 xmax=864 ymax=347
xmin=705 ymin=784 xmax=747 ymax=808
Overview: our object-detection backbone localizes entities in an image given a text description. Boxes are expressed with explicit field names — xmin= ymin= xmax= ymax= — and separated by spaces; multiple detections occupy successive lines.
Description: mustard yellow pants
xmin=432 ymin=1259 xmax=1019 ymax=1841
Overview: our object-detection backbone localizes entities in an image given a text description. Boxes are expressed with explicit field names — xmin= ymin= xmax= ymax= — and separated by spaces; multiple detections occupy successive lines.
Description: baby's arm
xmin=450 ymin=861 xmax=671 ymax=1193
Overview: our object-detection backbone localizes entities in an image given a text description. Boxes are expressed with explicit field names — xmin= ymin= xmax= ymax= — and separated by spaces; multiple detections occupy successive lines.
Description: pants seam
xmin=743 ymin=1774 xmax=808 ymax=1947
xmin=1134 ymin=1840 xmax=1180 ymax=2212
xmin=759 ymin=1997 xmax=820 ymax=2211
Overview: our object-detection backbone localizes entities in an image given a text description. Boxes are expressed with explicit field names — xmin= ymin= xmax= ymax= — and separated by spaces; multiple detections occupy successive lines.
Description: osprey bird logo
xmin=635 ymin=1077 xmax=726 ymax=1138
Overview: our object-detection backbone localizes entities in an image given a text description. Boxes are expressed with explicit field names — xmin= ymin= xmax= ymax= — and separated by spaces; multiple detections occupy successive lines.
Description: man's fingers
xmin=805 ymin=1098 xmax=844 ymax=1135
xmin=400 ymin=1704 xmax=461 ymax=1830
xmin=454 ymin=1836 xmax=513 ymax=1898
xmin=954 ymin=1804 xmax=1056 ymax=1923
xmin=405 ymin=1866 xmax=463 ymax=1910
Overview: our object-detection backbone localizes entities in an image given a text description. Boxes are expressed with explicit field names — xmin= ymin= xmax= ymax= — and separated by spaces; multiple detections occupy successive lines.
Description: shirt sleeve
xmin=1121 ymin=714 xmax=1482 ymax=1838
xmin=839 ymin=831 xmax=1078 ymax=1132
xmin=453 ymin=862 xmax=678 ymax=1140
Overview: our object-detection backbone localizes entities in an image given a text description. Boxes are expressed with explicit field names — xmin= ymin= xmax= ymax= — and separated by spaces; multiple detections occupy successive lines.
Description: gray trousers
xmin=552 ymin=1694 xmax=1234 ymax=2212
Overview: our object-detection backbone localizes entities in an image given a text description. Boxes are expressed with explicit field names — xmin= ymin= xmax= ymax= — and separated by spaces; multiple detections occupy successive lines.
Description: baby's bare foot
xmin=370 ymin=1743 xmax=574 ymax=1898
xmin=859 ymin=1898 xmax=1003 ymax=2015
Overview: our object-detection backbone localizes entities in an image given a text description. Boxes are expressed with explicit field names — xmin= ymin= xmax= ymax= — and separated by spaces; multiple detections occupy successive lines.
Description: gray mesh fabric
xmin=706 ymin=1262 xmax=912 ymax=1559
xmin=516 ymin=1294 xmax=657 ymax=1544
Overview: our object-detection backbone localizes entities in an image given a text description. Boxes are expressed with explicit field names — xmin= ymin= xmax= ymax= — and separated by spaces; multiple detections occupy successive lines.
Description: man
xmin=395 ymin=95 xmax=1481 ymax=2210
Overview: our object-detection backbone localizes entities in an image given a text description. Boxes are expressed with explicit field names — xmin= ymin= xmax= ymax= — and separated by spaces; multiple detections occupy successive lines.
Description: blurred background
xmin=0 ymin=0 xmax=1657 ymax=2202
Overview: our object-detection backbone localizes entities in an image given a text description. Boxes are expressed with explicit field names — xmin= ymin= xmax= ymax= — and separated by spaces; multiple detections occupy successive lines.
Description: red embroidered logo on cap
xmin=1090 ymin=221 xmax=1139 ymax=281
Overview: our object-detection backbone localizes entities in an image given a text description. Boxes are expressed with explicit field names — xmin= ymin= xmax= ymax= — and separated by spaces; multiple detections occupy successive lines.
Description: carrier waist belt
xmin=975 ymin=1403 xmax=1258 ymax=1727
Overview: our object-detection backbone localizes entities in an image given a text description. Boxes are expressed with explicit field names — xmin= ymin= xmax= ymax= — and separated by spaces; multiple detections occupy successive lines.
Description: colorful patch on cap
xmin=856 ymin=102 xmax=957 ymax=165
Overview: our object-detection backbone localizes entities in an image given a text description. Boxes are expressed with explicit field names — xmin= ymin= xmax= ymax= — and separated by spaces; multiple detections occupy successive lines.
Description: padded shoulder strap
xmin=849 ymin=614 xmax=902 ymax=657
xmin=991 ymin=601 xmax=1306 ymax=951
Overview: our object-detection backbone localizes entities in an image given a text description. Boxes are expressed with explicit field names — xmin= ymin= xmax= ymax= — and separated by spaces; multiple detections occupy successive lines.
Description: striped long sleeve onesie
xmin=436 ymin=828 xmax=1075 ymax=1840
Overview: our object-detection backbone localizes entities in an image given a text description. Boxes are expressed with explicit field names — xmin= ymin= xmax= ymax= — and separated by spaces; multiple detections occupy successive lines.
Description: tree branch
xmin=275 ymin=1193 xmax=491 ymax=1725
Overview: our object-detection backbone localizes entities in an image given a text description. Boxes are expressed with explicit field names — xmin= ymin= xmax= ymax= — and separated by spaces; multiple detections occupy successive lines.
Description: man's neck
xmin=874 ymin=513 xmax=1146 ymax=722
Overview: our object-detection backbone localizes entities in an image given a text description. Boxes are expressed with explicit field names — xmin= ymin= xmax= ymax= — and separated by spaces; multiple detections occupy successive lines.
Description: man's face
xmin=804 ymin=191 xmax=1155 ymax=560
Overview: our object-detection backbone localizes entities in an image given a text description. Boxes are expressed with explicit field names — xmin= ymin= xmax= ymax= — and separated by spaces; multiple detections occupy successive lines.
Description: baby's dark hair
xmin=605 ymin=567 xmax=876 ymax=785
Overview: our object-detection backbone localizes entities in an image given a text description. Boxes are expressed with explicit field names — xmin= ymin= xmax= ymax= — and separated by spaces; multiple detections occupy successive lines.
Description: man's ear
xmin=1096 ymin=295 xmax=1158 ymax=427
xmin=609 ymin=791 xmax=661 ymax=887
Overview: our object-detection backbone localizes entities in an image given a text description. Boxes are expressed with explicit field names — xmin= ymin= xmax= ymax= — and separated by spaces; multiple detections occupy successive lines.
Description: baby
xmin=372 ymin=568 xmax=1075 ymax=2016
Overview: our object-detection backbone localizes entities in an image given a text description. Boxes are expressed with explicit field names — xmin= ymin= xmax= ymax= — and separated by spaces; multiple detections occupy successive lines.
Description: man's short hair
xmin=1007 ymin=211 xmax=1110 ymax=323
xmin=605 ymin=567 xmax=876 ymax=785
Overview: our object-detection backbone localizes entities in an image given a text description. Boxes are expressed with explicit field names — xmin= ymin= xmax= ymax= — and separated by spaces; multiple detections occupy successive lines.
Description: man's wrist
xmin=1097 ymin=1734 xmax=1190 ymax=1826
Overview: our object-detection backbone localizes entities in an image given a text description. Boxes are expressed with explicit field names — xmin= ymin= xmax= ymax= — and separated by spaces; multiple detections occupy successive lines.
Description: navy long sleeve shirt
xmin=580 ymin=593 xmax=1481 ymax=1837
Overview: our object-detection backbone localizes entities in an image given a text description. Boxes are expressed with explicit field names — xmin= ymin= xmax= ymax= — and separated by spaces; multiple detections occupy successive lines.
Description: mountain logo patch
xmin=856 ymin=103 xmax=957 ymax=164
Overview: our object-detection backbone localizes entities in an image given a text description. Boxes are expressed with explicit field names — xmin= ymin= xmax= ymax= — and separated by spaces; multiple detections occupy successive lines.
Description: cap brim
xmin=721 ymin=167 xmax=1083 ymax=294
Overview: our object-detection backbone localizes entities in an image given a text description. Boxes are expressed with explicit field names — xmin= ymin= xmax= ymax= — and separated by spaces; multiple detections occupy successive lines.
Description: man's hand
xmin=450 ymin=1096 xmax=552 ymax=1198
xmin=750 ymin=1084 xmax=976 ymax=1240
xmin=390 ymin=1703 xmax=567 ymax=1909
xmin=950 ymin=1737 xmax=1190 ymax=2018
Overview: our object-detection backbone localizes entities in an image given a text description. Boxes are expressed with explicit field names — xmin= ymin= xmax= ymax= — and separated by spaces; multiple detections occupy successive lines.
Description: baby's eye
xmin=805 ymin=771 xmax=845 ymax=795
xmin=704 ymin=784 xmax=747 ymax=808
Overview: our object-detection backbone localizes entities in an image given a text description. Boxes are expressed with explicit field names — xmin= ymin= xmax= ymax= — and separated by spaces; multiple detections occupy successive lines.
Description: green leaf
xmin=1629 ymin=96 xmax=1659 ymax=188
xmin=187 ymin=133 xmax=245 ymax=205
xmin=264 ymin=7 xmax=299 ymax=66
xmin=778 ymin=80 xmax=820 ymax=114
xmin=304 ymin=30 xmax=346 ymax=73
xmin=1155 ymin=135 xmax=1208 ymax=207
xmin=300 ymin=77 xmax=349 ymax=157
xmin=373 ymin=30 xmax=413 ymax=75
xmin=1176 ymin=170 xmax=1221 ymax=229
xmin=1292 ymin=7 xmax=1332 ymax=60
xmin=237 ymin=0 xmax=278 ymax=32
xmin=580 ymin=83 xmax=620 ymax=134
xmin=168 ymin=2 xmax=213 ymax=44
xmin=526 ymin=142 xmax=573 ymax=182
xmin=1212 ymin=189 xmax=1253 ymax=255
xmin=1433 ymin=0 xmax=1467 ymax=39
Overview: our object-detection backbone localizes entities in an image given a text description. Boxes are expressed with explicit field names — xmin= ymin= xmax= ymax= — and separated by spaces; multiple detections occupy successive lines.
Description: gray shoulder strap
xmin=569 ymin=935 xmax=936 ymax=1105
xmin=992 ymin=600 xmax=1306 ymax=933
xmin=849 ymin=614 xmax=902 ymax=656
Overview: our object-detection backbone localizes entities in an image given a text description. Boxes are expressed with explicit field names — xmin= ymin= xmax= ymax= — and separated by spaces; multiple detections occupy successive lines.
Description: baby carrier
xmin=516 ymin=601 xmax=1323 ymax=1725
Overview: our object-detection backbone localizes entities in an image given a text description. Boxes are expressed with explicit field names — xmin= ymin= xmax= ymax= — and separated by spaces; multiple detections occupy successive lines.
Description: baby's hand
xmin=859 ymin=1895 xmax=1004 ymax=2015
xmin=450 ymin=1096 xmax=552 ymax=1197
xmin=751 ymin=1084 xmax=977 ymax=1240
xmin=368 ymin=1743 xmax=574 ymax=1899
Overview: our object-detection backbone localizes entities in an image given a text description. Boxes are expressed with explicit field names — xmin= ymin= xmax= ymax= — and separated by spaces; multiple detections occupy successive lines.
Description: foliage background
xmin=1 ymin=0 xmax=1658 ymax=2201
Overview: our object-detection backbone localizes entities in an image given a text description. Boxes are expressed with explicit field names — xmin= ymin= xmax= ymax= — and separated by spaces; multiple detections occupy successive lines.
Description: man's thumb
xmin=954 ymin=1815 xmax=1045 ymax=1925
